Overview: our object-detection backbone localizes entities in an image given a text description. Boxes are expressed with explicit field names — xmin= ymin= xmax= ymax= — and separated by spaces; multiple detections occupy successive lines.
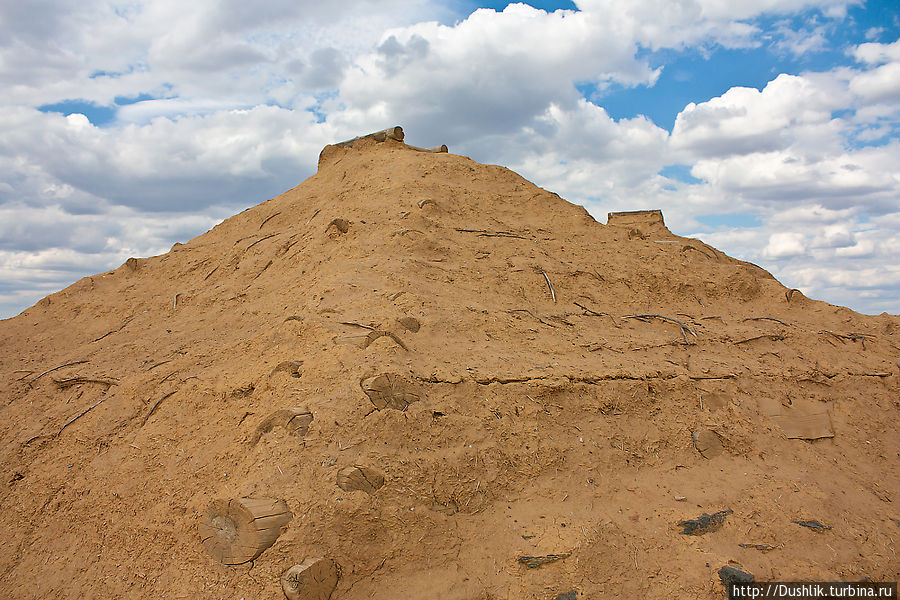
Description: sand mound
xmin=1 ymin=131 xmax=898 ymax=599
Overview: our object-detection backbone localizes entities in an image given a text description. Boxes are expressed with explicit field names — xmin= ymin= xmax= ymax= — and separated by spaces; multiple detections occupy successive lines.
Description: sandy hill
xmin=1 ymin=129 xmax=898 ymax=599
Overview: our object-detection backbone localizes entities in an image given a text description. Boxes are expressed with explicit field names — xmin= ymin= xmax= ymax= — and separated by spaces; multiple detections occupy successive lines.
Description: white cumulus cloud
xmin=0 ymin=0 xmax=898 ymax=317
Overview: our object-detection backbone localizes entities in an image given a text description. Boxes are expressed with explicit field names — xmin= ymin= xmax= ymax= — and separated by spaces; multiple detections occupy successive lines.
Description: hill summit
xmin=1 ymin=128 xmax=898 ymax=599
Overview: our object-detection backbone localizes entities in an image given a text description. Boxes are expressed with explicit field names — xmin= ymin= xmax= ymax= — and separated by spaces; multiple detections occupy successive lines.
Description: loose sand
xmin=1 ymin=136 xmax=897 ymax=599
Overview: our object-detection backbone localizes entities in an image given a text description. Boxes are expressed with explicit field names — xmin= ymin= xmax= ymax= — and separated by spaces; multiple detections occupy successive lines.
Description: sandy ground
xmin=1 ymin=136 xmax=898 ymax=599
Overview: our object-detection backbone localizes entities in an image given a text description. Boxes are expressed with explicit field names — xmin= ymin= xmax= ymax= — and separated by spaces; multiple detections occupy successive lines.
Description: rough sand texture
xmin=1 ymin=137 xmax=898 ymax=599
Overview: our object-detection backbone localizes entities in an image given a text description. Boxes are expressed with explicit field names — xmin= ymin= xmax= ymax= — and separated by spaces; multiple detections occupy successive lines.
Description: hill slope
xmin=1 ymin=134 xmax=898 ymax=599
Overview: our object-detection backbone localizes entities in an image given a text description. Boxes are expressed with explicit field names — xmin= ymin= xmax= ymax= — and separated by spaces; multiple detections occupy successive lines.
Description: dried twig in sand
xmin=251 ymin=260 xmax=273 ymax=280
xmin=454 ymin=228 xmax=528 ymax=239
xmin=547 ymin=314 xmax=575 ymax=327
xmin=734 ymin=334 xmax=785 ymax=344
xmin=541 ymin=270 xmax=556 ymax=303
xmin=57 ymin=399 xmax=105 ymax=436
xmin=622 ymin=314 xmax=697 ymax=344
xmin=93 ymin=310 xmax=148 ymax=342
xmin=53 ymin=376 xmax=118 ymax=389
xmin=143 ymin=391 xmax=176 ymax=426
xmin=506 ymin=309 xmax=558 ymax=328
xmin=25 ymin=360 xmax=88 ymax=385
xmin=573 ymin=301 xmax=604 ymax=317
xmin=305 ymin=208 xmax=321 ymax=225
xmin=820 ymin=330 xmax=874 ymax=349
xmin=629 ymin=340 xmax=686 ymax=352
xmin=820 ymin=330 xmax=873 ymax=343
xmin=584 ymin=341 xmax=624 ymax=354
xmin=25 ymin=396 xmax=109 ymax=443
xmin=204 ymin=266 xmax=219 ymax=280
xmin=482 ymin=232 xmax=526 ymax=239
xmin=245 ymin=233 xmax=278 ymax=252
xmin=258 ymin=212 xmax=280 ymax=230
xmin=339 ymin=321 xmax=378 ymax=331
xmin=281 ymin=238 xmax=301 ymax=255
xmin=573 ymin=301 xmax=619 ymax=326
xmin=682 ymin=245 xmax=713 ymax=259
xmin=743 ymin=316 xmax=788 ymax=326
xmin=517 ymin=553 xmax=571 ymax=568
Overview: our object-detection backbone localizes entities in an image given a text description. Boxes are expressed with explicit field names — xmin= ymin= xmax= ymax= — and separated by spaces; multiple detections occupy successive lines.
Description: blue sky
xmin=34 ymin=1 xmax=900 ymax=130
xmin=600 ymin=1 xmax=900 ymax=127
xmin=2 ymin=0 xmax=900 ymax=317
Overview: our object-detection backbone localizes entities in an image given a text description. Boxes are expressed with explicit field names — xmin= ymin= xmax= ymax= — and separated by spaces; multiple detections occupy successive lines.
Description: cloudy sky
xmin=1 ymin=0 xmax=899 ymax=318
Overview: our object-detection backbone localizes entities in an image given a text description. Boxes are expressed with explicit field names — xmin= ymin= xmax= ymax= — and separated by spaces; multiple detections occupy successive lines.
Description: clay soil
xmin=1 ymin=136 xmax=898 ymax=599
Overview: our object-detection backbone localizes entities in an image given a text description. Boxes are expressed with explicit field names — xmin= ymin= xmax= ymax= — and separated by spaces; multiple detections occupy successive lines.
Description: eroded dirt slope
xmin=1 ymin=137 xmax=898 ymax=599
